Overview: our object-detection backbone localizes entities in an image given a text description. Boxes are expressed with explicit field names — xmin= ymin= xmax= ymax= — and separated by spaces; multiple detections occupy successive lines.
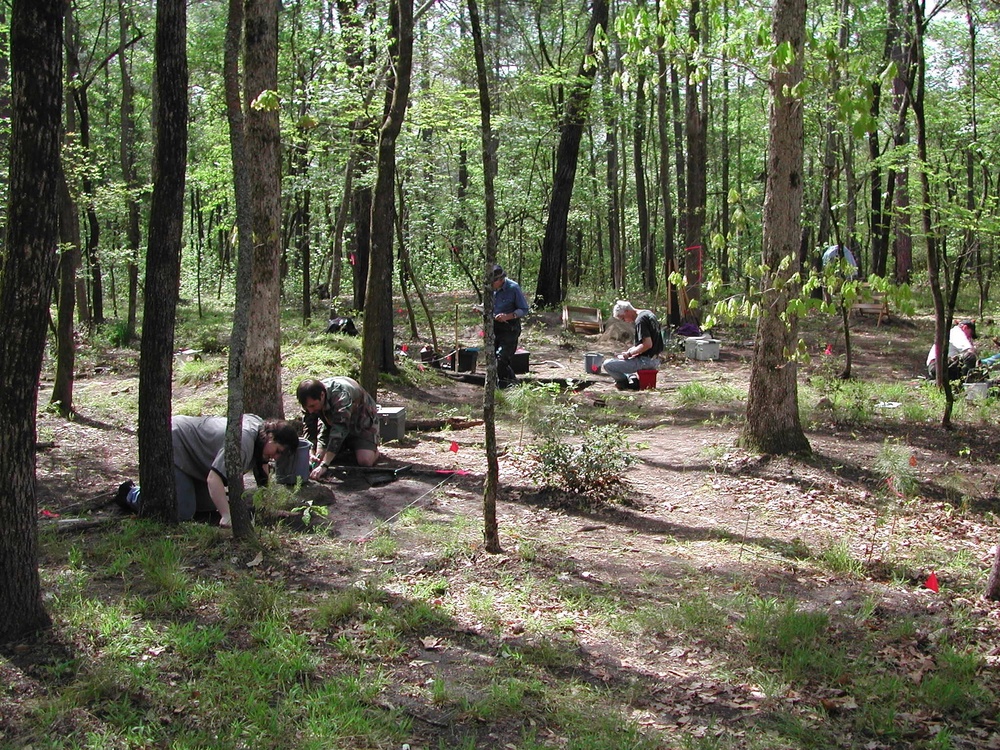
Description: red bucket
xmin=637 ymin=369 xmax=658 ymax=390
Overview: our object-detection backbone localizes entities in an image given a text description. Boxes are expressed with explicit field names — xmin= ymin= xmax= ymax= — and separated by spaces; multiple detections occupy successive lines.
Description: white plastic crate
xmin=684 ymin=337 xmax=721 ymax=361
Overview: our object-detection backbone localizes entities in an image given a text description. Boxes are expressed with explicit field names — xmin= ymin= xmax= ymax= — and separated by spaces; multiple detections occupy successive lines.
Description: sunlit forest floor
xmin=4 ymin=297 xmax=1000 ymax=749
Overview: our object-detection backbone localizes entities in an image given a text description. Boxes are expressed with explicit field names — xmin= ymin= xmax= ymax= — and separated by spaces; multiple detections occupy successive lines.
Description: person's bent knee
xmin=355 ymin=448 xmax=379 ymax=467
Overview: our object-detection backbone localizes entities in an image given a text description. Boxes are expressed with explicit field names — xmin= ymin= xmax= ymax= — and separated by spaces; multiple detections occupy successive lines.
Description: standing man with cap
xmin=490 ymin=264 xmax=530 ymax=388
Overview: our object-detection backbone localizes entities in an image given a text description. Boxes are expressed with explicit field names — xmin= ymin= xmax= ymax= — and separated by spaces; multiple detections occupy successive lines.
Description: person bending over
xmin=927 ymin=319 xmax=978 ymax=382
xmin=296 ymin=376 xmax=380 ymax=479
xmin=603 ymin=300 xmax=664 ymax=390
xmin=116 ymin=415 xmax=298 ymax=527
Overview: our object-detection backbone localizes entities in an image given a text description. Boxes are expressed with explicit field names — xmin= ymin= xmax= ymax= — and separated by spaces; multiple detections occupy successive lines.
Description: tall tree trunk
xmin=0 ymin=0 xmax=66 ymax=642
xmin=634 ymin=72 xmax=654 ymax=291
xmin=243 ymin=0 xmax=283 ymax=418
xmin=224 ymin=0 xmax=255 ymax=540
xmin=62 ymin=8 xmax=91 ymax=331
xmin=360 ymin=0 xmax=413 ymax=394
xmin=603 ymin=43 xmax=623 ymax=292
xmin=118 ymin=0 xmax=141 ymax=342
xmin=890 ymin=0 xmax=913 ymax=284
xmin=683 ymin=0 xmax=707 ymax=309
xmin=337 ymin=0 xmax=376 ymax=311
xmin=908 ymin=1 xmax=953 ymax=425
xmin=51 ymin=172 xmax=79 ymax=417
xmin=741 ymin=0 xmax=810 ymax=456
xmin=0 ymin=8 xmax=9 ymax=240
xmin=669 ymin=59 xmax=687 ymax=323
xmin=534 ymin=0 xmax=609 ymax=308
xmin=718 ymin=0 xmax=731 ymax=284
xmin=468 ymin=0 xmax=502 ymax=554
xmin=656 ymin=16 xmax=680 ymax=323
xmin=137 ymin=0 xmax=188 ymax=522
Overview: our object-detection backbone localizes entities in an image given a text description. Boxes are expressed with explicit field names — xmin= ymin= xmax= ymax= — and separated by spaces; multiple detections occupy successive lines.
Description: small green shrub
xmin=872 ymin=439 xmax=919 ymax=499
xmin=530 ymin=424 xmax=636 ymax=497
xmin=94 ymin=319 xmax=133 ymax=348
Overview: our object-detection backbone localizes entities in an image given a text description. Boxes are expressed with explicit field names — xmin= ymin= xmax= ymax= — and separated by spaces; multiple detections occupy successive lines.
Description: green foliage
xmin=281 ymin=337 xmax=362 ymax=380
xmin=819 ymin=540 xmax=865 ymax=576
xmin=675 ymin=381 xmax=745 ymax=407
xmin=872 ymin=440 xmax=920 ymax=499
xmin=500 ymin=383 xmax=638 ymax=497
xmin=93 ymin=320 xmax=133 ymax=349
xmin=175 ymin=356 xmax=226 ymax=385
xmin=530 ymin=424 xmax=637 ymax=497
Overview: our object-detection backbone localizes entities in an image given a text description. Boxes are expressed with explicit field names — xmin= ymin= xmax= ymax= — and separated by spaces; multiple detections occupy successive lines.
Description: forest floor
xmin=6 ymin=297 xmax=1000 ymax=749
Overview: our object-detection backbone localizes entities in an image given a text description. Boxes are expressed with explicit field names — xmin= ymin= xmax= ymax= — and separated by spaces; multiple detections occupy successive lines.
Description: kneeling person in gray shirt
xmin=117 ymin=415 xmax=299 ymax=527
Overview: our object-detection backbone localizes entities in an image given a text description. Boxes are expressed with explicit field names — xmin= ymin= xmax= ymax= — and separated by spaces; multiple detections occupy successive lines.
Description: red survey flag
xmin=824 ymin=344 xmax=833 ymax=355
xmin=449 ymin=441 xmax=459 ymax=453
xmin=925 ymin=572 xmax=939 ymax=592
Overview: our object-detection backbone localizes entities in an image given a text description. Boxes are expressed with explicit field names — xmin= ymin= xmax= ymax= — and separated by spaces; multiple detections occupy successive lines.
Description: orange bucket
xmin=637 ymin=369 xmax=658 ymax=390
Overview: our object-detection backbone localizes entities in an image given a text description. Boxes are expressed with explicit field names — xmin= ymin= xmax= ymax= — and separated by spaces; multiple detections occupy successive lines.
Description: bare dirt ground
xmin=19 ymin=304 xmax=1000 ymax=747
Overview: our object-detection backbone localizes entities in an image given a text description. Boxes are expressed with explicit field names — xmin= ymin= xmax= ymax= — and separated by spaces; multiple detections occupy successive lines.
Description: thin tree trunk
xmin=224 ymin=0 xmax=255 ymax=539
xmin=634 ymin=71 xmax=653 ymax=291
xmin=51 ymin=172 xmax=79 ymax=416
xmin=683 ymin=0 xmax=707 ymax=309
xmin=468 ymin=0 xmax=501 ymax=554
xmin=118 ymin=0 xmax=141 ymax=343
xmin=656 ymin=16 xmax=679 ymax=323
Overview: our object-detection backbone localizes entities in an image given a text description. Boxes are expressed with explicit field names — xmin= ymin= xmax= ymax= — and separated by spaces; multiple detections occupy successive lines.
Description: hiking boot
xmin=115 ymin=480 xmax=136 ymax=512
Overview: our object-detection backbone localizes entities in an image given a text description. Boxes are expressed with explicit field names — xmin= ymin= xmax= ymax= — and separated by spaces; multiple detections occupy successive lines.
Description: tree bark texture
xmin=468 ymin=0 xmax=502 ymax=554
xmin=741 ymin=0 xmax=810 ymax=456
xmin=243 ymin=0 xmax=284 ymax=419
xmin=137 ymin=0 xmax=187 ymax=522
xmin=684 ymin=0 xmax=707 ymax=307
xmin=0 ymin=0 xmax=66 ymax=642
xmin=51 ymin=172 xmax=79 ymax=416
xmin=534 ymin=0 xmax=609 ymax=308
xmin=118 ymin=0 xmax=141 ymax=343
xmin=224 ymin=0 xmax=255 ymax=539
xmin=360 ymin=0 xmax=413 ymax=394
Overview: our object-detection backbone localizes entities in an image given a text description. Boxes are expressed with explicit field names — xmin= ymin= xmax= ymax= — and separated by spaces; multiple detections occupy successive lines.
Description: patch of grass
xmin=281 ymin=338 xmax=362 ymax=380
xmin=93 ymin=319 xmax=133 ymax=348
xmin=675 ymin=380 xmax=745 ymax=407
xmin=364 ymin=529 xmax=400 ymax=558
xmin=172 ymin=393 xmax=222 ymax=416
xmin=530 ymin=680 xmax=663 ymax=750
xmin=74 ymin=378 xmax=140 ymax=424
xmin=818 ymin=539 xmax=866 ymax=576
xmin=175 ymin=356 xmax=226 ymax=385
xmin=739 ymin=596 xmax=842 ymax=682
xmin=917 ymin=646 xmax=991 ymax=719
xmin=464 ymin=675 xmax=544 ymax=720
xmin=165 ymin=621 xmax=228 ymax=661
xmin=221 ymin=575 xmax=288 ymax=625
xmin=631 ymin=593 xmax=729 ymax=639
